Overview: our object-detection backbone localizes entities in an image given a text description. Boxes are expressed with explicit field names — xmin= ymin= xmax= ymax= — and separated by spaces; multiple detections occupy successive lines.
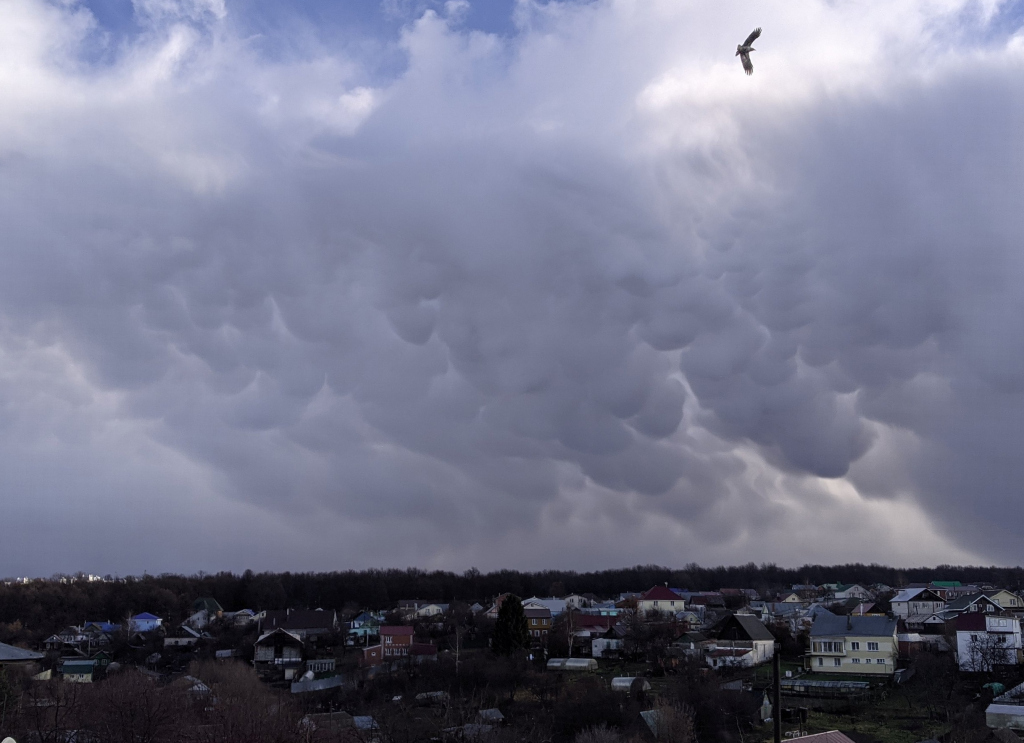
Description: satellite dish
xmin=3 ymin=737 xmax=18 ymax=743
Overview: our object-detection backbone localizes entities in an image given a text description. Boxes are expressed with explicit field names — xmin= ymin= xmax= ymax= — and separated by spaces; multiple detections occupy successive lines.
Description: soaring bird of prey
xmin=736 ymin=27 xmax=761 ymax=75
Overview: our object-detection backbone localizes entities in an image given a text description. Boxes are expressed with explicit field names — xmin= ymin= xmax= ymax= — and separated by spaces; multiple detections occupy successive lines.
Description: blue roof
xmin=133 ymin=612 xmax=160 ymax=620
xmin=86 ymin=621 xmax=118 ymax=632
xmin=0 ymin=641 xmax=44 ymax=662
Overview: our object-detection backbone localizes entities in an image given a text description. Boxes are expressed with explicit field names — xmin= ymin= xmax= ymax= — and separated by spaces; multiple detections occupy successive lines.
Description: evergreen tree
xmin=492 ymin=594 xmax=530 ymax=655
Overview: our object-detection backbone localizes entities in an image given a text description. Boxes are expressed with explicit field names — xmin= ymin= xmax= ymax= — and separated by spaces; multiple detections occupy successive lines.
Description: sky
xmin=1 ymin=0 xmax=1024 ymax=578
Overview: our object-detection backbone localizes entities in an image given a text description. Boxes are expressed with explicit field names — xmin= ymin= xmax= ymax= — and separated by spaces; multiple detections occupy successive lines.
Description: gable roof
xmin=809 ymin=610 xmax=897 ymax=638
xmin=133 ymin=612 xmax=161 ymax=621
xmin=262 ymin=609 xmax=337 ymax=631
xmin=573 ymin=614 xmax=615 ymax=630
xmin=84 ymin=621 xmax=118 ymax=633
xmin=380 ymin=625 xmax=414 ymax=636
xmin=983 ymin=589 xmax=1023 ymax=603
xmin=945 ymin=593 xmax=1001 ymax=613
xmin=641 ymin=586 xmax=682 ymax=602
xmin=0 ymin=641 xmax=44 ymax=663
xmin=715 ymin=614 xmax=775 ymax=642
xmin=523 ymin=597 xmax=567 ymax=614
xmin=892 ymin=588 xmax=944 ymax=604
xmin=891 ymin=588 xmax=925 ymax=603
xmin=192 ymin=597 xmax=223 ymax=614
xmin=255 ymin=628 xmax=303 ymax=645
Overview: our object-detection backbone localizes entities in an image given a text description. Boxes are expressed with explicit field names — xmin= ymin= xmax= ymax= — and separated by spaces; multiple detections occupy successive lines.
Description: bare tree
xmin=649 ymin=702 xmax=696 ymax=743
xmin=85 ymin=670 xmax=187 ymax=743
xmin=963 ymin=631 xmax=1014 ymax=673
xmin=575 ymin=724 xmax=623 ymax=743
xmin=19 ymin=678 xmax=87 ymax=743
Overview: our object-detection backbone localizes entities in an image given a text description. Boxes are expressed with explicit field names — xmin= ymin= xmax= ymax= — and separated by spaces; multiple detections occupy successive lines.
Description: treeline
xmin=3 ymin=563 xmax=1024 ymax=638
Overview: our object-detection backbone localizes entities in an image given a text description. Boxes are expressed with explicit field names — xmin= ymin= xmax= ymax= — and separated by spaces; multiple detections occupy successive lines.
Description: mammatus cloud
xmin=0 ymin=0 xmax=1020 ymax=576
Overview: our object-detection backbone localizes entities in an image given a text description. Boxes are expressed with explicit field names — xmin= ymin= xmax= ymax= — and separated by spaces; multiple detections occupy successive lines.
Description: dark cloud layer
xmin=0 ymin=0 xmax=1020 ymax=576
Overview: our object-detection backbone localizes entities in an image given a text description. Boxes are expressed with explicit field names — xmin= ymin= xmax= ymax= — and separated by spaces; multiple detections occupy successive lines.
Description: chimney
xmin=847 ymin=614 xmax=852 ymax=630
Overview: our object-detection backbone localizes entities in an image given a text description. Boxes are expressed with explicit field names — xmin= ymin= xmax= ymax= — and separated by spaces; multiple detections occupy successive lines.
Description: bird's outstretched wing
xmin=740 ymin=52 xmax=753 ymax=75
xmin=743 ymin=27 xmax=761 ymax=47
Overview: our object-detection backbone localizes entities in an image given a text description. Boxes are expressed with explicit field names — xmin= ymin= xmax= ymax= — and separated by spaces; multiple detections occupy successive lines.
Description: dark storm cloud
xmin=0 ymin=0 xmax=1019 ymax=575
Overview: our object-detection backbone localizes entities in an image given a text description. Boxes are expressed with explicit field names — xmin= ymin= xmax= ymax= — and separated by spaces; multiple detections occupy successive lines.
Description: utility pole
xmin=566 ymin=610 xmax=574 ymax=659
xmin=773 ymin=642 xmax=782 ymax=743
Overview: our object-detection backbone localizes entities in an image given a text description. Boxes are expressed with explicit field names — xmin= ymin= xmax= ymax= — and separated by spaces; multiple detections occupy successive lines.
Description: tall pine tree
xmin=492 ymin=594 xmax=530 ymax=655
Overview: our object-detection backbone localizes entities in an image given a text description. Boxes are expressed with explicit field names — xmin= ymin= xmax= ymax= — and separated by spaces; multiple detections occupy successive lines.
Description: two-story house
xmin=525 ymin=607 xmax=552 ymax=639
xmin=637 ymin=586 xmax=684 ymax=617
xmin=254 ymin=628 xmax=305 ymax=681
xmin=943 ymin=593 xmax=1003 ymax=618
xmin=983 ymin=590 xmax=1024 ymax=612
xmin=129 ymin=612 xmax=163 ymax=634
xmin=362 ymin=626 xmax=437 ymax=667
xmin=956 ymin=613 xmax=1023 ymax=672
xmin=806 ymin=611 xmax=898 ymax=676
xmin=891 ymin=588 xmax=945 ymax=620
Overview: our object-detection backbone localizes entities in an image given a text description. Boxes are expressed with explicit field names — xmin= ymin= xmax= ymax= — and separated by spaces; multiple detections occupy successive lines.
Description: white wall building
xmin=891 ymin=588 xmax=946 ymax=620
xmin=956 ymin=614 xmax=1022 ymax=672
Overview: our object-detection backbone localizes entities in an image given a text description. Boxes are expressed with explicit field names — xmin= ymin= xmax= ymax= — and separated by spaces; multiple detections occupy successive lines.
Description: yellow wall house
xmin=983 ymin=589 xmax=1024 ymax=611
xmin=806 ymin=611 xmax=898 ymax=676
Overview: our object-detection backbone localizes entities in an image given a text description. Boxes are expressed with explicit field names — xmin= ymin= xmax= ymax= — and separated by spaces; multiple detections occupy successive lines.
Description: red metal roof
xmin=641 ymin=586 xmax=682 ymax=601
xmin=574 ymin=615 xmax=616 ymax=629
xmin=955 ymin=613 xmax=988 ymax=631
xmin=381 ymin=625 xmax=414 ymax=636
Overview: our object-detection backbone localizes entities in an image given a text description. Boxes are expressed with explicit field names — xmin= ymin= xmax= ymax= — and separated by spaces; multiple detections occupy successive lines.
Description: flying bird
xmin=736 ymin=27 xmax=761 ymax=76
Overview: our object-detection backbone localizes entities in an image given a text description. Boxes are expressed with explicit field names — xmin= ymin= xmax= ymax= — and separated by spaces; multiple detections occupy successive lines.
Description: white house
xmin=592 ymin=638 xmax=623 ymax=658
xmin=706 ymin=647 xmax=757 ymax=669
xmin=129 ymin=613 xmax=163 ymax=633
xmin=891 ymin=588 xmax=945 ymax=620
xmin=414 ymin=604 xmax=449 ymax=618
xmin=828 ymin=584 xmax=873 ymax=601
xmin=956 ymin=613 xmax=1022 ymax=672
xmin=564 ymin=595 xmax=592 ymax=610
xmin=710 ymin=614 xmax=776 ymax=666
xmin=637 ymin=586 xmax=684 ymax=617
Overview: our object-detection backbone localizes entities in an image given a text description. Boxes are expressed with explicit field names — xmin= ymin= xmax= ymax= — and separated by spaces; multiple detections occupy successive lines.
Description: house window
xmin=850 ymin=642 xmax=860 ymax=650
xmin=817 ymin=657 xmax=823 ymax=667
xmin=833 ymin=658 xmax=841 ymax=666
xmin=852 ymin=658 xmax=860 ymax=664
xmin=532 ymin=619 xmax=537 ymax=626
xmin=867 ymin=642 xmax=879 ymax=651
xmin=813 ymin=641 xmax=841 ymax=653
xmin=876 ymin=658 xmax=884 ymax=664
